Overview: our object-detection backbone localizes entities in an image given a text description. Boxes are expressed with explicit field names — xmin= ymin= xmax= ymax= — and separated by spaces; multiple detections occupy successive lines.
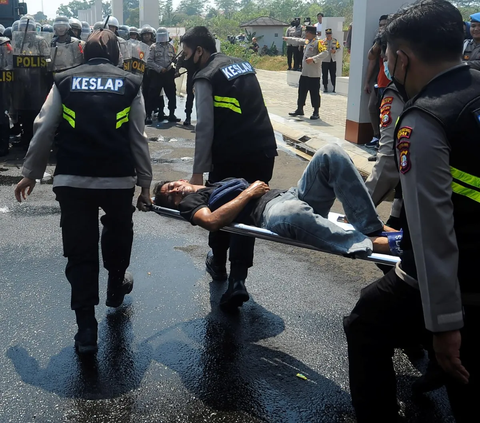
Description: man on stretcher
xmin=153 ymin=145 xmax=402 ymax=309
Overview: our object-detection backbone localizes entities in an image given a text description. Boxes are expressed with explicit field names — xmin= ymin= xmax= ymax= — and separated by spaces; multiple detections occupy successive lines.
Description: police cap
xmin=470 ymin=12 xmax=480 ymax=23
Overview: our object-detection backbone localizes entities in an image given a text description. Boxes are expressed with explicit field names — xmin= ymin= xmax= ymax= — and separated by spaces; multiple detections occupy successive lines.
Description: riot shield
xmin=123 ymin=39 xmax=149 ymax=75
xmin=0 ymin=41 xmax=14 ymax=111
xmin=50 ymin=41 xmax=84 ymax=72
xmin=11 ymin=31 xmax=51 ymax=110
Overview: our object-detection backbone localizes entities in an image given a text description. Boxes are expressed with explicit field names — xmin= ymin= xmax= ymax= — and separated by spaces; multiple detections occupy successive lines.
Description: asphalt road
xmin=0 ymin=118 xmax=454 ymax=422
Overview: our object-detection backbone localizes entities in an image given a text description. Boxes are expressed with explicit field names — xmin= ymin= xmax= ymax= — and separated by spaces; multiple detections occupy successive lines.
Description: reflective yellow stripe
xmin=213 ymin=96 xmax=240 ymax=107
xmin=451 ymin=181 xmax=480 ymax=204
xmin=62 ymin=104 xmax=75 ymax=128
xmin=116 ymin=107 xmax=131 ymax=129
xmin=450 ymin=166 xmax=480 ymax=190
xmin=213 ymin=101 xmax=242 ymax=114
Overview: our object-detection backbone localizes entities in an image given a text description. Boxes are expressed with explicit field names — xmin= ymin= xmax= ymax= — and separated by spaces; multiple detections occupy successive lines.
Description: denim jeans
xmin=260 ymin=144 xmax=384 ymax=257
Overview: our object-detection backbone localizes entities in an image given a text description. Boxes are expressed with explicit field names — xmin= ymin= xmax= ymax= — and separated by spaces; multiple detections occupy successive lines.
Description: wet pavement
xmin=0 ymin=111 xmax=454 ymax=422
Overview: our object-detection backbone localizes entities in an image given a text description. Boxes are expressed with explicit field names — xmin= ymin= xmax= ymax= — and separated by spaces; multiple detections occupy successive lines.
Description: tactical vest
xmin=54 ymin=59 xmax=142 ymax=178
xmin=395 ymin=65 xmax=480 ymax=292
xmin=193 ymin=53 xmax=277 ymax=164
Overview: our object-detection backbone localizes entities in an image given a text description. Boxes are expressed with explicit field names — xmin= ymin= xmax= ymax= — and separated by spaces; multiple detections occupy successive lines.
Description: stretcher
xmin=150 ymin=204 xmax=401 ymax=267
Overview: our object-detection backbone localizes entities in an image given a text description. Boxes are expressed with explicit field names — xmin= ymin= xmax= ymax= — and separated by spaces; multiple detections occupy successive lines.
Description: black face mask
xmin=391 ymin=53 xmax=410 ymax=103
xmin=183 ymin=48 xmax=201 ymax=72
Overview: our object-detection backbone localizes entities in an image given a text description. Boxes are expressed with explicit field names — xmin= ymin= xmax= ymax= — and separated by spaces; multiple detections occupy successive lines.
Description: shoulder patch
xmin=397 ymin=126 xmax=412 ymax=140
xmin=381 ymin=96 xmax=393 ymax=108
xmin=397 ymin=141 xmax=411 ymax=174
xmin=380 ymin=107 xmax=392 ymax=128
xmin=220 ymin=61 xmax=255 ymax=81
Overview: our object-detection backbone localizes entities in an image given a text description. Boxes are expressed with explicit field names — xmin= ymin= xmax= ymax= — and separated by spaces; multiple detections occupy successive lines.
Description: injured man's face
xmin=153 ymin=179 xmax=196 ymax=208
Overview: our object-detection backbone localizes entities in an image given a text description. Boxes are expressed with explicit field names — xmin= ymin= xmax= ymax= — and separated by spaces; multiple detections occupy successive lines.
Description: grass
xmin=250 ymin=55 xmax=289 ymax=71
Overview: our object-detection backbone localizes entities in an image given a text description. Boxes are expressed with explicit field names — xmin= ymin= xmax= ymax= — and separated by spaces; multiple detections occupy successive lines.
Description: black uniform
xmin=193 ymin=53 xmax=277 ymax=280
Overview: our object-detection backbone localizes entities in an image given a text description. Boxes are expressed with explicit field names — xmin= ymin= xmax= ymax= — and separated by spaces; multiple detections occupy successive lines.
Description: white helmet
xmin=69 ymin=18 xmax=82 ymax=32
xmin=53 ymin=16 xmax=70 ymax=37
xmin=104 ymin=16 xmax=119 ymax=30
xmin=156 ymin=27 xmax=168 ymax=43
xmin=93 ymin=21 xmax=103 ymax=31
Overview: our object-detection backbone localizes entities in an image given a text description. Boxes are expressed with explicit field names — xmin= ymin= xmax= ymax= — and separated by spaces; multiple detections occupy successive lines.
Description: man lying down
xmin=153 ymin=144 xmax=402 ymax=310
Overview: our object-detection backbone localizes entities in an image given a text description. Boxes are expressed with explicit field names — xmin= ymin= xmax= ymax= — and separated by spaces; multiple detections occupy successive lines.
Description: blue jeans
xmin=260 ymin=144 xmax=384 ymax=257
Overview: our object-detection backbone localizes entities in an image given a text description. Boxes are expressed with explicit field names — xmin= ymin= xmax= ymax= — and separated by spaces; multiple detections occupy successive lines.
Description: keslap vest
xmin=395 ymin=65 xmax=480 ymax=293
xmin=54 ymin=58 xmax=142 ymax=178
xmin=193 ymin=53 xmax=277 ymax=164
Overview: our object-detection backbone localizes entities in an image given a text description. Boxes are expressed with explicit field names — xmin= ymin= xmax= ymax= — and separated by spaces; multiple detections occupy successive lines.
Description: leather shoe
xmin=106 ymin=271 xmax=134 ymax=308
xmin=310 ymin=113 xmax=319 ymax=120
xmin=168 ymin=114 xmax=181 ymax=122
xmin=205 ymin=250 xmax=227 ymax=281
xmin=219 ymin=279 xmax=249 ymax=311
xmin=74 ymin=326 xmax=98 ymax=354
xmin=289 ymin=109 xmax=304 ymax=116
xmin=183 ymin=117 xmax=191 ymax=126
xmin=145 ymin=117 xmax=152 ymax=125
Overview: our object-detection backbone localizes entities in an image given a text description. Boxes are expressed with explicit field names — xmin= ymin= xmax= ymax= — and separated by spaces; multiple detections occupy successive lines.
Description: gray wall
xmin=244 ymin=26 xmax=286 ymax=52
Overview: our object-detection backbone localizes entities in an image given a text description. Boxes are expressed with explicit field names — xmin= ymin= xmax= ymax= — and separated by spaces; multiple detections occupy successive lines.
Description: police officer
xmin=68 ymin=18 xmax=82 ymax=39
xmin=145 ymin=27 xmax=179 ymax=124
xmin=462 ymin=12 xmax=480 ymax=69
xmin=14 ymin=29 xmax=152 ymax=355
xmin=129 ymin=27 xmax=139 ymax=41
xmin=181 ymin=26 xmax=277 ymax=311
xmin=11 ymin=15 xmax=50 ymax=149
xmin=321 ymin=29 xmax=340 ymax=93
xmin=344 ymin=1 xmax=480 ymax=421
xmin=81 ymin=21 xmax=91 ymax=41
xmin=118 ymin=25 xmax=130 ymax=41
xmin=175 ymin=47 xmax=194 ymax=126
xmin=285 ymin=18 xmax=301 ymax=70
xmin=104 ymin=16 xmax=127 ymax=68
xmin=0 ymin=34 xmax=13 ymax=156
xmin=285 ymin=25 xmax=328 ymax=120
xmin=140 ymin=25 xmax=155 ymax=47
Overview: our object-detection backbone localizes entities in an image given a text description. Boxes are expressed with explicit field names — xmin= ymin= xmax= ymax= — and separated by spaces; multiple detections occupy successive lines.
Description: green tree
xmin=215 ymin=0 xmax=239 ymax=19
xmin=56 ymin=0 xmax=92 ymax=18
xmin=176 ymin=0 xmax=205 ymax=16
xmin=125 ymin=8 xmax=140 ymax=26
xmin=160 ymin=0 xmax=176 ymax=26
xmin=33 ymin=11 xmax=48 ymax=22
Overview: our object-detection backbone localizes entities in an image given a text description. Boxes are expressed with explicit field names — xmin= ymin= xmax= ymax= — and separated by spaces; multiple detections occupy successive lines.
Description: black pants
xmin=54 ymin=187 xmax=135 ymax=310
xmin=296 ymin=46 xmax=303 ymax=70
xmin=287 ymin=45 xmax=297 ymax=69
xmin=146 ymin=68 xmax=176 ymax=117
xmin=321 ymin=60 xmax=337 ymax=90
xmin=185 ymin=71 xmax=194 ymax=116
xmin=0 ymin=110 xmax=9 ymax=154
xmin=298 ymin=76 xmax=320 ymax=110
xmin=208 ymin=158 xmax=275 ymax=280
xmin=344 ymin=268 xmax=480 ymax=423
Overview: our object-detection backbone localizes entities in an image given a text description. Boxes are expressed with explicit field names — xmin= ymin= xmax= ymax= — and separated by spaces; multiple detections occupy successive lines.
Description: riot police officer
xmin=145 ymin=27 xmax=179 ymax=124
xmin=181 ymin=26 xmax=277 ymax=311
xmin=140 ymin=25 xmax=155 ymax=47
xmin=14 ymin=29 xmax=152 ymax=355
xmin=11 ymin=15 xmax=50 ymax=149
xmin=0 ymin=34 xmax=13 ymax=156
xmin=118 ymin=25 xmax=130 ymax=41
xmin=104 ymin=16 xmax=127 ymax=68
xmin=68 ymin=18 xmax=82 ymax=39
xmin=129 ymin=27 xmax=139 ymax=40
xmin=81 ymin=21 xmax=91 ymax=41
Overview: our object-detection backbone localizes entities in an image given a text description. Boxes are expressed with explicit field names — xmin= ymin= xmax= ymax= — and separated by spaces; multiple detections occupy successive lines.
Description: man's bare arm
xmin=192 ymin=181 xmax=269 ymax=231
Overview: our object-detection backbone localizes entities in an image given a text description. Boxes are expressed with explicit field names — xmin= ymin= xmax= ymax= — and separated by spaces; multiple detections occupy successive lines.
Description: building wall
xmin=245 ymin=26 xmax=286 ymax=52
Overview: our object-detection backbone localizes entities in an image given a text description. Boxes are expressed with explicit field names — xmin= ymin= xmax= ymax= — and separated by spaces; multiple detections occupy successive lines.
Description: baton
xmin=20 ymin=18 xmax=29 ymax=53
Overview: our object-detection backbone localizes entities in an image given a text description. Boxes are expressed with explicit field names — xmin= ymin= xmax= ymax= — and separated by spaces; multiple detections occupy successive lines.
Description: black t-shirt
xmin=179 ymin=180 xmax=284 ymax=226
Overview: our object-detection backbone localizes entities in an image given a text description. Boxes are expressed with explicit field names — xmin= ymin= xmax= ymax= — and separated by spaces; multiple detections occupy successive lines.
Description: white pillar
xmin=139 ymin=0 xmax=160 ymax=29
xmin=111 ymin=0 xmax=124 ymax=24
xmin=345 ymin=0 xmax=411 ymax=144
xmin=94 ymin=0 xmax=102 ymax=22
xmin=78 ymin=10 xmax=88 ymax=22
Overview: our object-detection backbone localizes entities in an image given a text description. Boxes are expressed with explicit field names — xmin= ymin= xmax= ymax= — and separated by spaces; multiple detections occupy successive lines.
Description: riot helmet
xmin=0 ymin=24 xmax=4 ymax=35
xmin=69 ymin=18 xmax=82 ymax=38
xmin=42 ymin=24 xmax=53 ymax=33
xmin=104 ymin=16 xmax=119 ymax=33
xmin=140 ymin=25 xmax=154 ymax=43
xmin=93 ymin=21 xmax=103 ymax=31
xmin=129 ymin=27 xmax=139 ymax=39
xmin=81 ymin=21 xmax=91 ymax=41
xmin=156 ymin=27 xmax=168 ymax=43
xmin=12 ymin=20 xmax=19 ymax=33
xmin=118 ymin=25 xmax=129 ymax=40
xmin=3 ymin=27 xmax=12 ymax=40
xmin=18 ymin=16 xmax=36 ymax=32
xmin=53 ymin=16 xmax=70 ymax=37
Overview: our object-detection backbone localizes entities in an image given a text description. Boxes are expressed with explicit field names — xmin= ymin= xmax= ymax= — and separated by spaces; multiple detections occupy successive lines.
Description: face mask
xmin=383 ymin=60 xmax=391 ymax=80
xmin=183 ymin=48 xmax=201 ymax=72
xmin=391 ymin=53 xmax=410 ymax=103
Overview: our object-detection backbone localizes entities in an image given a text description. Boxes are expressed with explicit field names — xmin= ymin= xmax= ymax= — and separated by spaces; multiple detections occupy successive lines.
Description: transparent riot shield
xmin=50 ymin=41 xmax=84 ymax=73
xmin=0 ymin=41 xmax=14 ymax=112
xmin=12 ymin=31 xmax=51 ymax=110
xmin=123 ymin=39 xmax=149 ymax=75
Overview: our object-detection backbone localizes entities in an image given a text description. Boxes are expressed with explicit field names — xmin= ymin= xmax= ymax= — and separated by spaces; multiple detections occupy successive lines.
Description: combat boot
xmin=74 ymin=306 xmax=98 ymax=354
xmin=106 ymin=271 xmax=134 ymax=308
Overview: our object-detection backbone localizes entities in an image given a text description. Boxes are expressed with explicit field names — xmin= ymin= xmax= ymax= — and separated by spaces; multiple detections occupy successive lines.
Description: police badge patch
xmin=396 ymin=126 xmax=413 ymax=174
xmin=380 ymin=105 xmax=392 ymax=127
xmin=381 ymin=96 xmax=393 ymax=108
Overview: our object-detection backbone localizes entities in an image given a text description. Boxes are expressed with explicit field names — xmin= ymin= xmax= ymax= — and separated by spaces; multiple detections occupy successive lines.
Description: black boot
xmin=289 ymin=108 xmax=304 ymax=116
xmin=324 ymin=86 xmax=328 ymax=93
xmin=183 ymin=114 xmax=191 ymax=126
xmin=219 ymin=278 xmax=249 ymax=312
xmin=205 ymin=250 xmax=227 ymax=281
xmin=168 ymin=112 xmax=181 ymax=123
xmin=106 ymin=271 xmax=134 ymax=308
xmin=310 ymin=109 xmax=320 ymax=120
xmin=74 ymin=307 xmax=98 ymax=354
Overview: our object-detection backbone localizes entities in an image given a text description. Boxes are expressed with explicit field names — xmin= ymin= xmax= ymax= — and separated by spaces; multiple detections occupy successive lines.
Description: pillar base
xmin=345 ymin=120 xmax=374 ymax=145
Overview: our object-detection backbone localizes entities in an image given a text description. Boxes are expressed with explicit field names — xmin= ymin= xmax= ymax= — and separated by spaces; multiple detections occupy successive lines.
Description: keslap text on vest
xmin=71 ymin=77 xmax=126 ymax=94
